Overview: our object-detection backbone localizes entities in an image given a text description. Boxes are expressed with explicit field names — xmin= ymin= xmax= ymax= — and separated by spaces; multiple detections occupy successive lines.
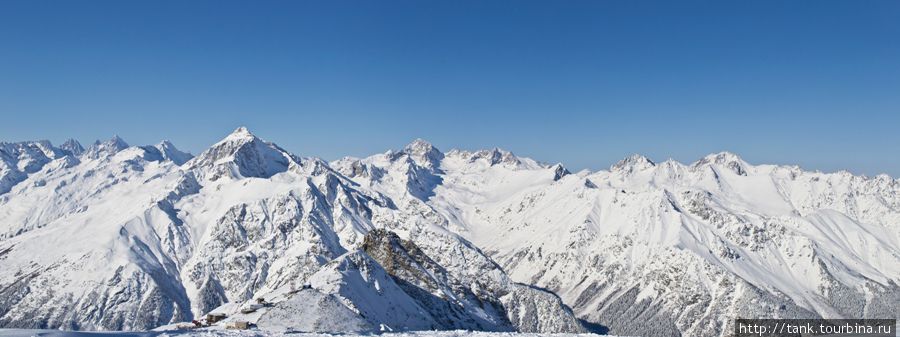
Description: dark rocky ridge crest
xmin=361 ymin=229 xmax=588 ymax=333
xmin=362 ymin=229 xmax=513 ymax=331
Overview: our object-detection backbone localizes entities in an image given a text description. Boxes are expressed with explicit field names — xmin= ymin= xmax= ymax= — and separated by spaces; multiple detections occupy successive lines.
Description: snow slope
xmin=1 ymin=128 xmax=898 ymax=337
xmin=0 ymin=329 xmax=611 ymax=337
xmin=0 ymin=129 xmax=583 ymax=334
xmin=337 ymin=145 xmax=900 ymax=337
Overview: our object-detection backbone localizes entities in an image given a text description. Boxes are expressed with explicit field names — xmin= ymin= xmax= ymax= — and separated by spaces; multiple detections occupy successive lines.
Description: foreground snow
xmin=0 ymin=330 xmax=611 ymax=337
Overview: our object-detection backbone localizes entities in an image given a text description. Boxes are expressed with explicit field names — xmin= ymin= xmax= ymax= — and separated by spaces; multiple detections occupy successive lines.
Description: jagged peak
xmin=444 ymin=147 xmax=548 ymax=170
xmin=696 ymin=151 xmax=744 ymax=164
xmin=152 ymin=140 xmax=193 ymax=165
xmin=59 ymin=138 xmax=84 ymax=148
xmin=220 ymin=126 xmax=257 ymax=143
xmin=156 ymin=139 xmax=175 ymax=148
xmin=693 ymin=151 xmax=749 ymax=176
xmin=403 ymin=138 xmax=441 ymax=155
xmin=404 ymin=138 xmax=435 ymax=152
xmin=470 ymin=148 xmax=520 ymax=166
xmin=330 ymin=156 xmax=375 ymax=177
xmin=232 ymin=126 xmax=252 ymax=135
xmin=187 ymin=127 xmax=298 ymax=180
xmin=94 ymin=135 xmax=129 ymax=151
xmin=32 ymin=139 xmax=55 ymax=149
xmin=401 ymin=138 xmax=443 ymax=168
xmin=83 ymin=135 xmax=129 ymax=159
xmin=60 ymin=138 xmax=84 ymax=156
xmin=0 ymin=141 xmax=66 ymax=174
xmin=155 ymin=139 xmax=187 ymax=153
xmin=611 ymin=154 xmax=656 ymax=172
xmin=552 ymin=163 xmax=570 ymax=181
xmin=201 ymin=127 xmax=270 ymax=155
xmin=107 ymin=135 xmax=129 ymax=147
xmin=0 ymin=140 xmax=59 ymax=156
xmin=361 ymin=228 xmax=449 ymax=290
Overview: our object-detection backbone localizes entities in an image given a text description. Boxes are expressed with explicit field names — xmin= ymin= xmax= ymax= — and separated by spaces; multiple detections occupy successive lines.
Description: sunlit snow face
xmin=0 ymin=130 xmax=897 ymax=336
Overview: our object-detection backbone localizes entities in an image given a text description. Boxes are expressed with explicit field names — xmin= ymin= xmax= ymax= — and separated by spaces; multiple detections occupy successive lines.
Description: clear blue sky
xmin=1 ymin=1 xmax=899 ymax=176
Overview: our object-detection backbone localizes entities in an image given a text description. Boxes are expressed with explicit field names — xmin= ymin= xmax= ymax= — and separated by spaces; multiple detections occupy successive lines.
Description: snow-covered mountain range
xmin=1 ymin=128 xmax=898 ymax=337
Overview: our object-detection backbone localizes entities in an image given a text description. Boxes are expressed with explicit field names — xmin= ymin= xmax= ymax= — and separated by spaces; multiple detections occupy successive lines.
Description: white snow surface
xmin=1 ymin=127 xmax=898 ymax=337
xmin=0 ymin=329 xmax=613 ymax=337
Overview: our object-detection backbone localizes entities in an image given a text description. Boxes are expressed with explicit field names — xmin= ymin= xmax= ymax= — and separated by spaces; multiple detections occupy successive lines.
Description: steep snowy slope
xmin=0 ymin=138 xmax=195 ymax=330
xmin=195 ymin=228 xmax=585 ymax=334
xmin=0 ymin=129 xmax=584 ymax=334
xmin=0 ymin=330 xmax=608 ymax=337
xmin=1 ymin=129 xmax=896 ymax=336
xmin=254 ymin=288 xmax=375 ymax=333
xmin=339 ymin=143 xmax=900 ymax=337
xmin=361 ymin=229 xmax=585 ymax=333
xmin=0 ymin=140 xmax=68 ymax=195
xmin=59 ymin=139 xmax=85 ymax=157
xmin=308 ymin=249 xmax=439 ymax=331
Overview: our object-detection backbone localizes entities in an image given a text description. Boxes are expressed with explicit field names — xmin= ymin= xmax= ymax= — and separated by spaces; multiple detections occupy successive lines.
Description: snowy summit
xmin=0 ymin=128 xmax=897 ymax=337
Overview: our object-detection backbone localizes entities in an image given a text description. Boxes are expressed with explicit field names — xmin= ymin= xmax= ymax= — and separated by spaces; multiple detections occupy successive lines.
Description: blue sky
xmin=1 ymin=1 xmax=899 ymax=175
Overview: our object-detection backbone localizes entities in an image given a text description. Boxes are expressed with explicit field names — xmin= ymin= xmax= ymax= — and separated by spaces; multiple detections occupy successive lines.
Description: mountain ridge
xmin=0 ymin=128 xmax=897 ymax=337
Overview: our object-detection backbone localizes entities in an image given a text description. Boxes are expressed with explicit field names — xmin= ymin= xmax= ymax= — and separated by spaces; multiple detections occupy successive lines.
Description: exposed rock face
xmin=364 ymin=229 xmax=497 ymax=329
xmin=1 ymin=129 xmax=897 ymax=337
xmin=307 ymin=250 xmax=438 ymax=331
xmin=83 ymin=136 xmax=129 ymax=159
xmin=199 ymin=229 xmax=586 ymax=334
xmin=185 ymin=127 xmax=299 ymax=180
xmin=362 ymin=229 xmax=587 ymax=333
xmin=611 ymin=154 xmax=655 ymax=173
xmin=0 ymin=130 xmax=586 ymax=333
xmin=59 ymin=139 xmax=85 ymax=157
xmin=339 ymin=143 xmax=900 ymax=337
xmin=0 ymin=141 xmax=67 ymax=195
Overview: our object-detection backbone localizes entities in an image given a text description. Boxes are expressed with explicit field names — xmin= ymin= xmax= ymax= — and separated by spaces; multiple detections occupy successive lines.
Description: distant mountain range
xmin=1 ymin=127 xmax=897 ymax=337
